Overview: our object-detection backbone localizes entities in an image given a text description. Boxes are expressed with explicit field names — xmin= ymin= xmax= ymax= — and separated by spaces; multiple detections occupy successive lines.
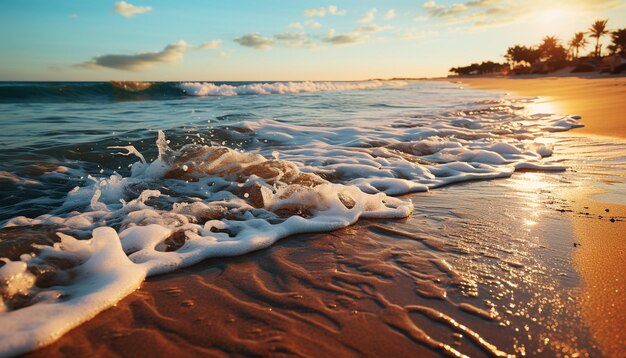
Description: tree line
xmin=449 ymin=19 xmax=626 ymax=76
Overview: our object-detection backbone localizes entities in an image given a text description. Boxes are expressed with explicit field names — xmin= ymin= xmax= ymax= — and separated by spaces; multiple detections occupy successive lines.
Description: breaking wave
xmin=0 ymin=80 xmax=404 ymax=103
xmin=179 ymin=80 xmax=405 ymax=96
xmin=0 ymin=81 xmax=584 ymax=355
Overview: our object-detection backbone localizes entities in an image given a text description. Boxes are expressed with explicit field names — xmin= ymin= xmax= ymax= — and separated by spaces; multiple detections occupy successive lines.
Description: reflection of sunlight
xmin=524 ymin=219 xmax=538 ymax=226
xmin=510 ymin=172 xmax=552 ymax=229
xmin=526 ymin=98 xmax=560 ymax=116
xmin=533 ymin=136 xmax=557 ymax=145
xmin=516 ymin=172 xmax=552 ymax=192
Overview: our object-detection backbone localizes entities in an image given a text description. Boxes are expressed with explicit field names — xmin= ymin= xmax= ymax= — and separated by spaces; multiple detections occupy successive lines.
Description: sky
xmin=1 ymin=0 xmax=625 ymax=81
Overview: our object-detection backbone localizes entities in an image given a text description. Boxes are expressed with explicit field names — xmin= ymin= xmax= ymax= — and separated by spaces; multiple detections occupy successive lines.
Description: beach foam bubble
xmin=0 ymin=87 xmax=584 ymax=355
xmin=0 ymin=132 xmax=413 ymax=354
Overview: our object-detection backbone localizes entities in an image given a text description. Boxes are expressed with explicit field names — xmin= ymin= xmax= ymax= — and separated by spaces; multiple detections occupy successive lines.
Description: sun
xmin=537 ymin=8 xmax=571 ymax=23
xmin=529 ymin=7 xmax=584 ymax=39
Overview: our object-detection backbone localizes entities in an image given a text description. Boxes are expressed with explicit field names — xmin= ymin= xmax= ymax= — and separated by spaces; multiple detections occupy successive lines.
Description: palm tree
xmin=608 ymin=28 xmax=626 ymax=56
xmin=589 ymin=19 xmax=609 ymax=57
xmin=505 ymin=45 xmax=527 ymax=67
xmin=505 ymin=45 xmax=541 ymax=67
xmin=539 ymin=36 xmax=559 ymax=55
xmin=568 ymin=32 xmax=588 ymax=59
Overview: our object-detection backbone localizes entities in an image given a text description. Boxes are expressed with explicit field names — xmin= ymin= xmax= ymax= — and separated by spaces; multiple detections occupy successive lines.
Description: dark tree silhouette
xmin=589 ymin=19 xmax=609 ymax=57
xmin=505 ymin=45 xmax=541 ymax=67
xmin=449 ymin=61 xmax=508 ymax=75
xmin=449 ymin=20 xmax=621 ymax=77
xmin=539 ymin=36 xmax=568 ymax=66
xmin=607 ymin=28 xmax=626 ymax=56
xmin=568 ymin=32 xmax=588 ymax=59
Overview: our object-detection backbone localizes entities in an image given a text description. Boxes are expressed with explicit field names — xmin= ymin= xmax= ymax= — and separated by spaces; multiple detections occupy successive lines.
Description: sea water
xmin=0 ymin=80 xmax=607 ymax=355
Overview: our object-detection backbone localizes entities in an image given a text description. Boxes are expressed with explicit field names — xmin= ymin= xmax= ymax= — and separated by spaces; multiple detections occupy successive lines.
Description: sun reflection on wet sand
xmin=525 ymin=97 xmax=561 ymax=118
xmin=25 ymin=171 xmax=601 ymax=357
xmin=543 ymin=133 xmax=626 ymax=356
xmin=566 ymin=188 xmax=626 ymax=356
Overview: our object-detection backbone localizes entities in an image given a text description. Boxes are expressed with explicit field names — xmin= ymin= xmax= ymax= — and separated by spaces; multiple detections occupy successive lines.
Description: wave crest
xmin=179 ymin=80 xmax=405 ymax=96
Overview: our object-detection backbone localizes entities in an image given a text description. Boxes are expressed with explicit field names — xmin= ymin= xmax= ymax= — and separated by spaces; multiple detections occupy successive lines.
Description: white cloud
xmin=466 ymin=0 xmax=498 ymax=6
xmin=399 ymin=30 xmax=437 ymax=39
xmin=234 ymin=33 xmax=274 ymax=49
xmin=304 ymin=20 xmax=322 ymax=28
xmin=327 ymin=5 xmax=345 ymax=15
xmin=304 ymin=8 xmax=325 ymax=17
xmin=198 ymin=40 xmax=222 ymax=50
xmin=218 ymin=51 xmax=227 ymax=58
xmin=113 ymin=1 xmax=152 ymax=18
xmin=288 ymin=20 xmax=321 ymax=29
xmin=358 ymin=8 xmax=377 ymax=23
xmin=76 ymin=40 xmax=187 ymax=71
xmin=274 ymin=32 xmax=316 ymax=48
xmin=420 ymin=0 xmax=623 ymax=28
xmin=323 ymin=29 xmax=366 ymax=46
xmin=383 ymin=9 xmax=396 ymax=20
xmin=68 ymin=13 xmax=78 ymax=19
xmin=423 ymin=1 xmax=437 ymax=9
xmin=424 ymin=2 xmax=468 ymax=18
xmin=421 ymin=0 xmax=510 ymax=26
xmin=356 ymin=24 xmax=391 ymax=33
xmin=304 ymin=5 xmax=346 ymax=17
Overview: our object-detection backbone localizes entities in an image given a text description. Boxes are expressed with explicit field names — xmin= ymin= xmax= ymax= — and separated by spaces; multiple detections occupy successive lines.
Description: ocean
xmin=0 ymin=80 xmax=624 ymax=356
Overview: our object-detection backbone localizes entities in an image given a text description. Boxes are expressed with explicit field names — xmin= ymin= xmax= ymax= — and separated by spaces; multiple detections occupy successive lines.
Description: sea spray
xmin=0 ymin=132 xmax=412 ymax=355
xmin=0 ymin=81 xmax=585 ymax=355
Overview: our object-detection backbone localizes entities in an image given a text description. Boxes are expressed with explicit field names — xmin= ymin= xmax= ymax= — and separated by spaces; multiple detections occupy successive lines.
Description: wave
xmin=0 ymin=90 xmax=584 ymax=355
xmin=179 ymin=80 xmax=405 ymax=96
xmin=0 ymin=80 xmax=405 ymax=103
xmin=0 ymin=130 xmax=412 ymax=355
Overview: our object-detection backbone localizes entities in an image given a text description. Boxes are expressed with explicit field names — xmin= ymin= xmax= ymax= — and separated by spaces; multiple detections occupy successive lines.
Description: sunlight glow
xmin=526 ymin=98 xmax=560 ymax=117
xmin=529 ymin=7 xmax=583 ymax=40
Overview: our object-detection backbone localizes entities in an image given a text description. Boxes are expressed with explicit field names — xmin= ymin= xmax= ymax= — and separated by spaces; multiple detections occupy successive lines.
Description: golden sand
xmin=567 ymin=190 xmax=626 ymax=357
xmin=462 ymin=75 xmax=626 ymax=357
xmin=459 ymin=76 xmax=626 ymax=139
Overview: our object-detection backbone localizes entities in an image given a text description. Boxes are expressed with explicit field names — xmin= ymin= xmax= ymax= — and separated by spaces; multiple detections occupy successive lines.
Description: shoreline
xmin=458 ymin=76 xmax=626 ymax=356
xmin=455 ymin=75 xmax=626 ymax=139
xmin=26 ymin=175 xmax=603 ymax=357
xmin=7 ymin=77 xmax=625 ymax=357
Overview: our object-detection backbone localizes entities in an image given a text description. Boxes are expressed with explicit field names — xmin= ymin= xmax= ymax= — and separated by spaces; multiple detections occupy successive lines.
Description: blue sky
xmin=1 ymin=0 xmax=625 ymax=80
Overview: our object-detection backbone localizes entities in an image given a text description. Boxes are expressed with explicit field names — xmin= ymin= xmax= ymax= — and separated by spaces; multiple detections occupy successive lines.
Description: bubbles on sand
xmin=0 ymin=84 xmax=585 ymax=355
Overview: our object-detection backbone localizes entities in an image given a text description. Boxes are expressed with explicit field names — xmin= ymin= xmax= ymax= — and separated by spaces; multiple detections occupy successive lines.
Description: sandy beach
xmin=3 ymin=1 xmax=626 ymax=356
xmin=462 ymin=75 xmax=626 ymax=356
xmin=459 ymin=76 xmax=626 ymax=139
xmin=12 ymin=76 xmax=623 ymax=357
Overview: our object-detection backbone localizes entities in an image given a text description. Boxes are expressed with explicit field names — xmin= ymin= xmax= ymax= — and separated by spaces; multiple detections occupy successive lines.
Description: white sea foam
xmin=0 ymin=90 xmax=584 ymax=355
xmin=0 ymin=131 xmax=413 ymax=355
xmin=0 ymin=228 xmax=146 ymax=355
xmin=179 ymin=80 xmax=405 ymax=96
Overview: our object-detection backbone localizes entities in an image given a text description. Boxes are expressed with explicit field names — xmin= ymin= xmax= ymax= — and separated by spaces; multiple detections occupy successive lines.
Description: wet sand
xmin=567 ymin=191 xmax=626 ymax=356
xmin=462 ymin=76 xmax=626 ymax=357
xmin=19 ymin=77 xmax=626 ymax=357
xmin=458 ymin=76 xmax=626 ymax=139
xmin=26 ymin=174 xmax=604 ymax=357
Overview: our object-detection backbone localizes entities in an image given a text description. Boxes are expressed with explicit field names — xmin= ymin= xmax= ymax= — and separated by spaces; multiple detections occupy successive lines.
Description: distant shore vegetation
xmin=449 ymin=19 xmax=626 ymax=76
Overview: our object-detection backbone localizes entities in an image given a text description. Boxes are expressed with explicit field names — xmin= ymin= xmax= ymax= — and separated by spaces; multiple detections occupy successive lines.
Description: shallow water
xmin=0 ymin=80 xmax=623 ymax=356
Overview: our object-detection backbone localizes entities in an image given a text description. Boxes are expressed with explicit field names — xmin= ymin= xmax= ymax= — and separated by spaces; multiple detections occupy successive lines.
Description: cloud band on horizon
xmin=76 ymin=40 xmax=187 ymax=71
